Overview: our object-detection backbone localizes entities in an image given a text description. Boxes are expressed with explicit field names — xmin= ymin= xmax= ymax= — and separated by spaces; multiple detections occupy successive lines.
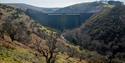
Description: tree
xmin=0 ymin=12 xmax=3 ymax=19
xmin=35 ymin=32 xmax=59 ymax=63
xmin=66 ymin=45 xmax=80 ymax=59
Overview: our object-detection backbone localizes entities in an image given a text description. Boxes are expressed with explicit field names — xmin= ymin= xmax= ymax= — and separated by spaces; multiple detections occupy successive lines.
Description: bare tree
xmin=35 ymin=32 xmax=59 ymax=63
xmin=66 ymin=46 xmax=80 ymax=59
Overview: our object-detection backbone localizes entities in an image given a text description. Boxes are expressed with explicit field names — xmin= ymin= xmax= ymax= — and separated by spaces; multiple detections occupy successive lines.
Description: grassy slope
xmin=0 ymin=4 xmax=107 ymax=63
xmin=0 ymin=39 xmax=44 ymax=63
xmin=0 ymin=4 xmax=89 ymax=63
xmin=0 ymin=38 xmax=106 ymax=63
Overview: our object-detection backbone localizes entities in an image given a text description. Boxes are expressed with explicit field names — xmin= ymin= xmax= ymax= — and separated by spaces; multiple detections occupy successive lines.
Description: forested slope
xmin=64 ymin=4 xmax=125 ymax=63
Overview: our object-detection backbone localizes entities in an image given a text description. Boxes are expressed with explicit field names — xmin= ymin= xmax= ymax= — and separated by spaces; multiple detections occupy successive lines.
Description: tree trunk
xmin=46 ymin=59 xmax=51 ymax=63
xmin=46 ymin=59 xmax=55 ymax=63
xmin=108 ymin=55 xmax=114 ymax=63
xmin=108 ymin=58 xmax=112 ymax=63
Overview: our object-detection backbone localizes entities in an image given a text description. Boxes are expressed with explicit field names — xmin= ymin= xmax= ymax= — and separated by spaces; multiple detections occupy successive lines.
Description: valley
xmin=0 ymin=0 xmax=125 ymax=63
xmin=6 ymin=2 xmax=102 ymax=31
xmin=26 ymin=12 xmax=93 ymax=31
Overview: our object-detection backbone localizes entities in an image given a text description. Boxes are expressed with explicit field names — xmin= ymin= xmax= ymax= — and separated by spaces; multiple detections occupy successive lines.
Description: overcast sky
xmin=1 ymin=0 xmax=125 ymax=8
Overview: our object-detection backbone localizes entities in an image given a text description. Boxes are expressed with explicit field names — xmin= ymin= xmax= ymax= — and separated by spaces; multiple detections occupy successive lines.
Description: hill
xmin=0 ymin=4 xmax=52 ymax=63
xmin=64 ymin=3 xmax=125 ymax=63
xmin=4 ymin=2 xmax=104 ymax=31
xmin=54 ymin=2 xmax=104 ymax=13
xmin=26 ymin=10 xmax=93 ymax=31
xmin=0 ymin=4 xmax=108 ymax=63
xmin=3 ymin=3 xmax=59 ymax=13
xmin=25 ymin=2 xmax=104 ymax=31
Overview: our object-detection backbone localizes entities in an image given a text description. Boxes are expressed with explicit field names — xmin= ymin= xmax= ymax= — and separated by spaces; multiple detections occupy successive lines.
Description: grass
xmin=0 ymin=44 xmax=89 ymax=63
xmin=0 ymin=40 xmax=89 ymax=63
xmin=56 ymin=53 xmax=87 ymax=63
xmin=0 ymin=44 xmax=44 ymax=63
xmin=0 ymin=45 xmax=86 ymax=63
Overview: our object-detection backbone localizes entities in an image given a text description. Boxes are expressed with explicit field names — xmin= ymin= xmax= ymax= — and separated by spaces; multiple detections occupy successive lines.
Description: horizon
xmin=1 ymin=0 xmax=125 ymax=8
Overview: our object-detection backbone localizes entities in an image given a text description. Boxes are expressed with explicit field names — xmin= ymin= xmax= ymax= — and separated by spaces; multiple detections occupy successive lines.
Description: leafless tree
xmin=66 ymin=46 xmax=80 ymax=59
xmin=35 ymin=32 xmax=59 ymax=63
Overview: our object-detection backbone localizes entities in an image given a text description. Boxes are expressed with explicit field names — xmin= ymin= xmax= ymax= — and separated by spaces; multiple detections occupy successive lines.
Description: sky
xmin=1 ymin=0 xmax=125 ymax=8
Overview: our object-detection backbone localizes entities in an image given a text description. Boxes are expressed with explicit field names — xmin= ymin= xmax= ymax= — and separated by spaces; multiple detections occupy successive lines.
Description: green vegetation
xmin=27 ymin=9 xmax=93 ymax=32
xmin=0 ymin=44 xmax=44 ymax=63
xmin=0 ymin=4 xmax=104 ymax=63
xmin=64 ymin=4 xmax=125 ymax=63
xmin=1 ymin=2 xmax=125 ymax=63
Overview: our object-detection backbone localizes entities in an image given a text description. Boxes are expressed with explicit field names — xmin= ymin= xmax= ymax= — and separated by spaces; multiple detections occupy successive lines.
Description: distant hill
xmin=54 ymin=2 xmax=104 ymax=13
xmin=5 ymin=2 xmax=120 ymax=32
xmin=26 ymin=9 xmax=93 ymax=31
xmin=4 ymin=2 xmax=104 ymax=31
xmin=3 ymin=3 xmax=59 ymax=13
xmin=1 ymin=2 xmax=103 ymax=32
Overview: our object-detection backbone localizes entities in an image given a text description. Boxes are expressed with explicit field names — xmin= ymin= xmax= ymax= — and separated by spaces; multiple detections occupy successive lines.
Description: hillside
xmin=64 ymin=4 xmax=125 ymax=63
xmin=4 ymin=3 xmax=59 ymax=13
xmin=0 ymin=4 xmax=108 ymax=63
xmin=26 ymin=10 xmax=93 ymax=31
xmin=5 ymin=2 xmax=105 ymax=31
xmin=4 ymin=2 xmax=104 ymax=14
xmin=54 ymin=2 xmax=104 ymax=13
xmin=0 ymin=4 xmax=51 ymax=63
xmin=24 ymin=2 xmax=104 ymax=31
xmin=4 ymin=2 xmax=122 ymax=32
